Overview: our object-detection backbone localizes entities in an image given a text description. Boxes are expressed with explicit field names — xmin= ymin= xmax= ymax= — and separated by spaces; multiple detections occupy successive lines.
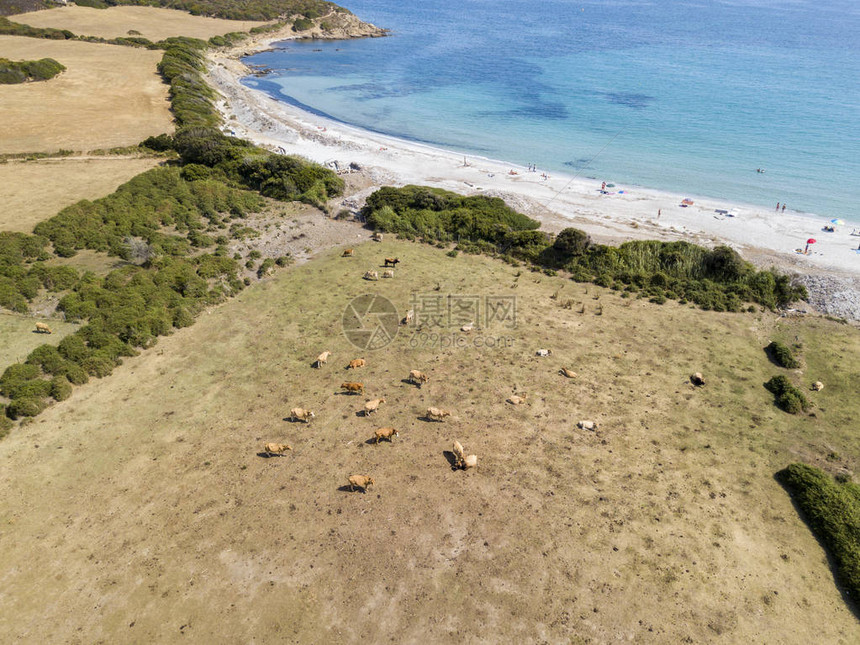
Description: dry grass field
xmin=8 ymin=5 xmax=268 ymax=41
xmin=0 ymin=156 xmax=161 ymax=232
xmin=0 ymin=36 xmax=171 ymax=154
xmin=0 ymin=312 xmax=79 ymax=367
xmin=0 ymin=240 xmax=857 ymax=643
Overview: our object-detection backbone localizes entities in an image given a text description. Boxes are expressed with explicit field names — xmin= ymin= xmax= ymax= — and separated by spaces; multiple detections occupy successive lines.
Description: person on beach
xmin=601 ymin=181 xmax=606 ymax=191
xmin=657 ymin=209 xmax=661 ymax=219
xmin=776 ymin=202 xmax=780 ymax=211
xmin=782 ymin=204 xmax=786 ymax=213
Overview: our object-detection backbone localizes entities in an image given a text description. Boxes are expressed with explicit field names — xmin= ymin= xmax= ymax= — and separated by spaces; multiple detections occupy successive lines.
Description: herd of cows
xmin=263 ymin=352 xmax=471 ymax=493
xmin=262 ymin=251 xmax=475 ymax=493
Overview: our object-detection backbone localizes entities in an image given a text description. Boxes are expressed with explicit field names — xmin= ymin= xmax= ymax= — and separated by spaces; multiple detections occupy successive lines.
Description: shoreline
xmin=206 ymin=24 xmax=860 ymax=318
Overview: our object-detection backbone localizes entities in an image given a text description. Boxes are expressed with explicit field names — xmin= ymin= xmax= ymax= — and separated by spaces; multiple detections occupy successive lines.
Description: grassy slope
xmin=0 ymin=240 xmax=857 ymax=642
xmin=0 ymin=157 xmax=161 ymax=233
xmin=8 ymin=5 xmax=267 ymax=40
xmin=0 ymin=312 xmax=79 ymax=367
xmin=0 ymin=36 xmax=170 ymax=154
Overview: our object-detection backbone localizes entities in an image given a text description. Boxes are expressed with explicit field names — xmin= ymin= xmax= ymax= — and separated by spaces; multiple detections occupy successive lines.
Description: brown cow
xmin=347 ymin=474 xmax=374 ymax=492
xmin=347 ymin=358 xmax=366 ymax=369
xmin=262 ymin=443 xmax=292 ymax=456
xmin=373 ymin=427 xmax=399 ymax=444
xmin=384 ymin=257 xmax=400 ymax=267
xmin=341 ymin=382 xmax=364 ymax=395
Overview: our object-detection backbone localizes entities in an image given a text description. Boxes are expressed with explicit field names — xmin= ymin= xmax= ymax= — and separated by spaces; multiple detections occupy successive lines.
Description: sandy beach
xmin=206 ymin=27 xmax=860 ymax=310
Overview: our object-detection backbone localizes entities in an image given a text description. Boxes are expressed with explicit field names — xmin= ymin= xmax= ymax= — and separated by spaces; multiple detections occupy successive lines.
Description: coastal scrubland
xmin=0 ymin=5 xmax=857 ymax=642
xmin=1 ymin=239 xmax=858 ymax=642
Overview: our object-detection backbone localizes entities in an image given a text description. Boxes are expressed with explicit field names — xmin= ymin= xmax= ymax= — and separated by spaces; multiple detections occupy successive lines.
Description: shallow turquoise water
xmin=244 ymin=0 xmax=860 ymax=222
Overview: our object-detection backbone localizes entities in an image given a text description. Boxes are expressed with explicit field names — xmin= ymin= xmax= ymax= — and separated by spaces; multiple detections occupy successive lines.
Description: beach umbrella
xmin=831 ymin=218 xmax=845 ymax=226
xmin=804 ymin=238 xmax=816 ymax=253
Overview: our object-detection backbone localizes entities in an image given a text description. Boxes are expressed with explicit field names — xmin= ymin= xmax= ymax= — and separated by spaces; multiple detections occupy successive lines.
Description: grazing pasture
xmin=0 ymin=241 xmax=857 ymax=643
xmin=0 ymin=36 xmax=170 ymax=154
xmin=0 ymin=312 xmax=79 ymax=367
xmin=0 ymin=157 xmax=160 ymax=232
xmin=8 ymin=6 xmax=267 ymax=41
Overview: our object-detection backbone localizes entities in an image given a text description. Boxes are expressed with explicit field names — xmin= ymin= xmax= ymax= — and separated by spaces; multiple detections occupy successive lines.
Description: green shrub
xmin=0 ymin=363 xmax=41 ymax=397
xmin=61 ymin=362 xmax=89 ymax=386
xmin=26 ymin=345 xmax=67 ymax=375
xmin=50 ymin=376 xmax=73 ymax=402
xmin=0 ymin=406 xmax=12 ymax=434
xmin=8 ymin=378 xmax=52 ymax=400
xmin=81 ymin=355 xmax=116 ymax=378
xmin=6 ymin=396 xmax=48 ymax=419
xmin=765 ymin=375 xmax=809 ymax=414
xmin=141 ymin=133 xmax=174 ymax=152
xmin=360 ymin=186 xmax=805 ymax=312
xmin=0 ymin=58 xmax=66 ymax=84
xmin=776 ymin=463 xmax=860 ymax=603
xmin=766 ymin=340 xmax=800 ymax=369
xmin=0 ymin=18 xmax=76 ymax=41
xmin=553 ymin=227 xmax=591 ymax=257
xmin=257 ymin=258 xmax=275 ymax=278
xmin=293 ymin=17 xmax=314 ymax=31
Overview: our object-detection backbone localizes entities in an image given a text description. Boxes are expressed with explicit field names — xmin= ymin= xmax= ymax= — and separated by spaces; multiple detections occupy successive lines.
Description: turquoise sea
xmin=243 ymin=0 xmax=860 ymax=222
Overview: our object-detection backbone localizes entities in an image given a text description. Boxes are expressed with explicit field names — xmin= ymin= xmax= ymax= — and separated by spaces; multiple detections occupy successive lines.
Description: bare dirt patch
xmin=8 ymin=6 xmax=268 ymax=41
xmin=0 ymin=36 xmax=171 ymax=154
xmin=0 ymin=241 xmax=857 ymax=642
xmin=0 ymin=156 xmax=161 ymax=232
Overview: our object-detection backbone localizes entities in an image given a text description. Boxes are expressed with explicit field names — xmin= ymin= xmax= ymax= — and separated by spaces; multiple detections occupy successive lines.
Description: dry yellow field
xmin=0 ymin=36 xmax=171 ymax=154
xmin=8 ymin=6 xmax=268 ymax=41
xmin=0 ymin=240 xmax=857 ymax=643
xmin=0 ymin=157 xmax=161 ymax=232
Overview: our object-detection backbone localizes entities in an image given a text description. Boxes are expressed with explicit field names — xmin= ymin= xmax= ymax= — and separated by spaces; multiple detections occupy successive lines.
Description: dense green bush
xmin=293 ymin=17 xmax=313 ymax=31
xmin=776 ymin=463 xmax=860 ymax=602
xmin=50 ymin=376 xmax=73 ymax=401
xmin=765 ymin=375 xmax=809 ymax=414
xmin=364 ymin=186 xmax=539 ymax=244
xmin=141 ymin=133 xmax=174 ymax=152
xmin=0 ymin=406 xmax=11 ymax=435
xmin=766 ymin=340 xmax=800 ymax=369
xmin=33 ymin=167 xmax=265 ymax=258
xmin=0 ymin=17 xmax=75 ymax=40
xmin=6 ymin=396 xmax=48 ymax=419
xmin=156 ymin=39 xmax=219 ymax=130
xmin=362 ymin=187 xmax=807 ymax=312
xmin=173 ymin=128 xmax=343 ymax=205
xmin=0 ymin=57 xmax=65 ymax=84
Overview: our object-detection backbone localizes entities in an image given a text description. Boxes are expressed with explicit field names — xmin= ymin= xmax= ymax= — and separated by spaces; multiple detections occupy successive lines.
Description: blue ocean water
xmin=243 ymin=0 xmax=860 ymax=222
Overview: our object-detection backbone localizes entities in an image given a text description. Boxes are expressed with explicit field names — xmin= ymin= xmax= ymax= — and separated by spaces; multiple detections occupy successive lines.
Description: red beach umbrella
xmin=804 ymin=238 xmax=816 ymax=253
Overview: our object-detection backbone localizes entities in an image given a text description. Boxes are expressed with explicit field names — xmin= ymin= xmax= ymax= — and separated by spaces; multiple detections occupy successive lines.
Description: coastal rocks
xmin=295 ymin=13 xmax=389 ymax=41
xmin=795 ymin=274 xmax=860 ymax=322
